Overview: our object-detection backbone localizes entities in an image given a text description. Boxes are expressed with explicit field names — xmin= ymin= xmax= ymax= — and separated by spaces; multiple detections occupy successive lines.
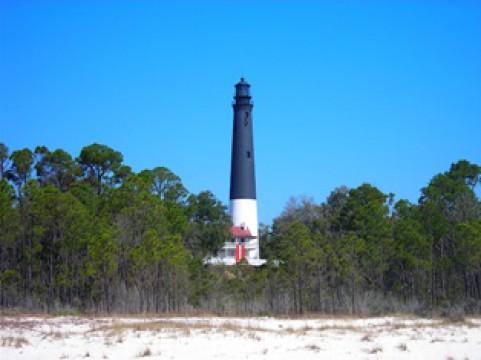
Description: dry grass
xmin=366 ymin=346 xmax=383 ymax=354
xmin=97 ymin=319 xmax=204 ymax=334
xmin=0 ymin=336 xmax=30 ymax=348
xmin=392 ymin=318 xmax=475 ymax=330
xmin=305 ymin=344 xmax=321 ymax=352
xmin=313 ymin=324 xmax=362 ymax=333
xmin=361 ymin=333 xmax=372 ymax=342
xmin=95 ymin=319 xmax=267 ymax=338
xmin=88 ymin=316 xmax=476 ymax=342
xmin=42 ymin=329 xmax=66 ymax=340
xmin=137 ymin=347 xmax=152 ymax=357
xmin=246 ymin=331 xmax=261 ymax=341
xmin=0 ymin=318 xmax=39 ymax=331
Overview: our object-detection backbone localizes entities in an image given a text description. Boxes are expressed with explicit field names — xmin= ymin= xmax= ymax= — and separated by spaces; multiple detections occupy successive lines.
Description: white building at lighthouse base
xmin=204 ymin=199 xmax=266 ymax=266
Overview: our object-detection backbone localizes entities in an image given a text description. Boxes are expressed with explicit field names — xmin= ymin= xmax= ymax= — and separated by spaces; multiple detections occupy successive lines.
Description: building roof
xmin=230 ymin=225 xmax=256 ymax=239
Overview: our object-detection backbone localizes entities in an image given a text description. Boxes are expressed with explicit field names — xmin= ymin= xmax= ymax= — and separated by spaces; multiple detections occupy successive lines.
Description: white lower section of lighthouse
xmin=230 ymin=199 xmax=259 ymax=259
xmin=204 ymin=198 xmax=265 ymax=266
xmin=230 ymin=199 xmax=258 ymax=237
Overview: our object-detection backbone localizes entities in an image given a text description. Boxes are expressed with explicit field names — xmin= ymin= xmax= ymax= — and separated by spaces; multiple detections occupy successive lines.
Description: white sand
xmin=1 ymin=315 xmax=480 ymax=359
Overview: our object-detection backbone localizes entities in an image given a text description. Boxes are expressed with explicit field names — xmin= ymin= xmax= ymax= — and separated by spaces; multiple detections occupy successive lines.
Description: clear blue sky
xmin=1 ymin=1 xmax=480 ymax=224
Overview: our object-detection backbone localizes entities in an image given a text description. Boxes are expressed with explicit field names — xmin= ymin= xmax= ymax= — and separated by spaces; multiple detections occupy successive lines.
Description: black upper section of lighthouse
xmin=230 ymin=78 xmax=256 ymax=200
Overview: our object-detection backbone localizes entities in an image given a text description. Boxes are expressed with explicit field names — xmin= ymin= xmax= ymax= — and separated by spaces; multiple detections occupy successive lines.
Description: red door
xmin=235 ymin=244 xmax=246 ymax=263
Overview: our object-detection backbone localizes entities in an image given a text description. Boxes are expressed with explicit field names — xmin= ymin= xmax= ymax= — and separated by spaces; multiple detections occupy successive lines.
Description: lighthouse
xmin=229 ymin=77 xmax=261 ymax=263
xmin=207 ymin=78 xmax=265 ymax=266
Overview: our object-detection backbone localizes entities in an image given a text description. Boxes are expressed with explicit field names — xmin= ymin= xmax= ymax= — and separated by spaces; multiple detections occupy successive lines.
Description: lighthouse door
xmin=235 ymin=244 xmax=247 ymax=263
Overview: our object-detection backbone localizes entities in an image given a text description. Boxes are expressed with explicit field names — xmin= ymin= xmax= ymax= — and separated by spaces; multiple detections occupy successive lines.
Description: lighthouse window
xmin=244 ymin=112 xmax=249 ymax=126
xmin=247 ymin=151 xmax=251 ymax=158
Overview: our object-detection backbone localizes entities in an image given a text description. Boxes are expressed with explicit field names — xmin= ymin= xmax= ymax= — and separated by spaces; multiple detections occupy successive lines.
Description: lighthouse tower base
xmin=204 ymin=199 xmax=266 ymax=266
xmin=230 ymin=199 xmax=259 ymax=259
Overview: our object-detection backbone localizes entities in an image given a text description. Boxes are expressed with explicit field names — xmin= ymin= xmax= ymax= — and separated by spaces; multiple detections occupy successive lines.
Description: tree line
xmin=0 ymin=142 xmax=480 ymax=315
